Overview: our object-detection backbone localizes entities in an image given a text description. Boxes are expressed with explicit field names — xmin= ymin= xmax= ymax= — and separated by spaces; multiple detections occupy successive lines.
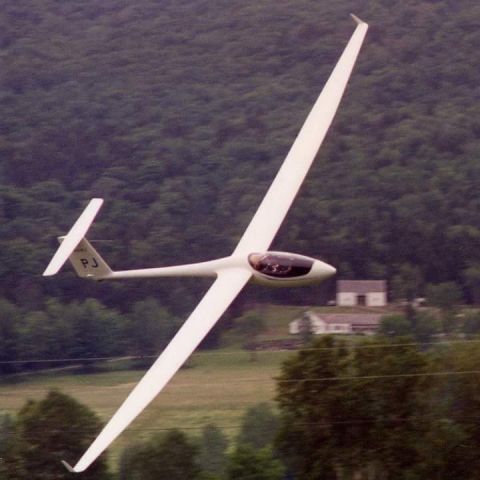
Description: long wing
xmin=64 ymin=268 xmax=251 ymax=472
xmin=234 ymin=16 xmax=368 ymax=255
xmin=43 ymin=198 xmax=104 ymax=276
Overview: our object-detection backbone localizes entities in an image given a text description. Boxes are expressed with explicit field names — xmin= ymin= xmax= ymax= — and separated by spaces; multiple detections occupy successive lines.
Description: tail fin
xmin=43 ymin=198 xmax=108 ymax=277
xmin=65 ymin=238 xmax=113 ymax=279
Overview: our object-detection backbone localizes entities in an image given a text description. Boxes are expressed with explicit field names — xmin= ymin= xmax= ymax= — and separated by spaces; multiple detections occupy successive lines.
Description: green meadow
xmin=0 ymin=348 xmax=292 ymax=466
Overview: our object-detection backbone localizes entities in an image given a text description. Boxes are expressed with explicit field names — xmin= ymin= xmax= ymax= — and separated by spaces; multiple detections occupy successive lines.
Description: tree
xmin=276 ymin=336 xmax=430 ymax=479
xmin=226 ymin=445 xmax=284 ymax=480
xmin=197 ymin=424 xmax=229 ymax=479
xmin=18 ymin=308 xmax=70 ymax=371
xmin=119 ymin=430 xmax=200 ymax=480
xmin=276 ymin=336 xmax=350 ymax=479
xmin=414 ymin=310 xmax=442 ymax=344
xmin=0 ymin=413 xmax=25 ymax=480
xmin=237 ymin=312 xmax=266 ymax=361
xmin=426 ymin=282 xmax=463 ymax=312
xmin=344 ymin=339 xmax=430 ymax=479
xmin=426 ymin=282 xmax=463 ymax=333
xmin=379 ymin=314 xmax=412 ymax=337
xmin=463 ymin=264 xmax=480 ymax=304
xmin=237 ymin=403 xmax=279 ymax=450
xmin=127 ymin=298 xmax=178 ymax=365
xmin=379 ymin=311 xmax=441 ymax=344
xmin=67 ymin=299 xmax=123 ymax=371
xmin=0 ymin=299 xmax=20 ymax=374
xmin=391 ymin=263 xmax=423 ymax=301
xmin=424 ymin=341 xmax=480 ymax=478
xmin=16 ymin=390 xmax=111 ymax=480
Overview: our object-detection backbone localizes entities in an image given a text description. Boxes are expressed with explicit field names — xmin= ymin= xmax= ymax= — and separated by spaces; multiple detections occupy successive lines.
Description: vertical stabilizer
xmin=66 ymin=238 xmax=113 ymax=279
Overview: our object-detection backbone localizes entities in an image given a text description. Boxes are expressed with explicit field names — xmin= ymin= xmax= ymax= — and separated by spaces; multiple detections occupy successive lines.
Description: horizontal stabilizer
xmin=43 ymin=198 xmax=104 ymax=277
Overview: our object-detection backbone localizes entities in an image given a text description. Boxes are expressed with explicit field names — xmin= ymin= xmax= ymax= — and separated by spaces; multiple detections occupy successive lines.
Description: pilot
xmin=249 ymin=253 xmax=264 ymax=271
xmin=268 ymin=260 xmax=291 ymax=275
xmin=249 ymin=253 xmax=292 ymax=276
xmin=264 ymin=260 xmax=281 ymax=274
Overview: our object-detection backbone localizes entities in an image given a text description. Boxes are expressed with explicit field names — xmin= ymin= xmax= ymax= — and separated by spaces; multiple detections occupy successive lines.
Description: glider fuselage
xmin=247 ymin=251 xmax=336 ymax=286
xmin=84 ymin=249 xmax=335 ymax=286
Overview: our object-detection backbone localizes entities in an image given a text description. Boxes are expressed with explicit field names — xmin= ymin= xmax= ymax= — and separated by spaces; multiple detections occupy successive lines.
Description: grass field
xmin=0 ymin=347 xmax=292 ymax=468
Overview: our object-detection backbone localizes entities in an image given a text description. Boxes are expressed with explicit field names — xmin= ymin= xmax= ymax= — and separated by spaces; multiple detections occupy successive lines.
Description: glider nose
xmin=312 ymin=260 xmax=337 ymax=281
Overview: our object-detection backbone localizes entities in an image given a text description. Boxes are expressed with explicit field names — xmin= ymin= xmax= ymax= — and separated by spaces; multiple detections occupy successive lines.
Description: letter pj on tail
xmin=44 ymin=15 xmax=368 ymax=472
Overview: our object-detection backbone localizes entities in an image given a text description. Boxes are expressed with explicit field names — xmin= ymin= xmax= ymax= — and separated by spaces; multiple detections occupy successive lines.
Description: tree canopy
xmin=275 ymin=335 xmax=480 ymax=479
xmin=118 ymin=430 xmax=200 ymax=480
xmin=14 ymin=390 xmax=111 ymax=480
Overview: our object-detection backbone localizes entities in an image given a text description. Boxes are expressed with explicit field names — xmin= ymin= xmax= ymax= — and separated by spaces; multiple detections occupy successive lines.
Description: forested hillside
xmin=1 ymin=0 xmax=480 ymax=317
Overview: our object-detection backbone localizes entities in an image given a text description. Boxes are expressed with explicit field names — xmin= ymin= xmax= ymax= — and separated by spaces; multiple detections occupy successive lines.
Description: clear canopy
xmin=248 ymin=253 xmax=313 ymax=278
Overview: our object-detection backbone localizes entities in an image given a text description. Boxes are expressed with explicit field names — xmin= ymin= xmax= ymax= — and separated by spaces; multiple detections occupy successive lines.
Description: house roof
xmin=337 ymin=280 xmax=387 ymax=294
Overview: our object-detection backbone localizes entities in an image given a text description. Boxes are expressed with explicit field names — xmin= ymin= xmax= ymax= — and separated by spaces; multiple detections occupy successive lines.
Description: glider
xmin=44 ymin=14 xmax=368 ymax=472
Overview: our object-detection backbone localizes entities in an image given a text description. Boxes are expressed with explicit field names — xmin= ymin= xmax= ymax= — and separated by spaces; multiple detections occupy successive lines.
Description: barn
xmin=336 ymin=280 xmax=387 ymax=307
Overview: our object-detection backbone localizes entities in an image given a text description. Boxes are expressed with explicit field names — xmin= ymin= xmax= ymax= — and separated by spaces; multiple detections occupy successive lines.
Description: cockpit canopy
xmin=248 ymin=252 xmax=314 ymax=278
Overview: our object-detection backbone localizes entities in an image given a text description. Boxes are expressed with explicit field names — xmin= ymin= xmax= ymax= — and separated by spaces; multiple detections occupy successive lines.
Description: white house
xmin=289 ymin=311 xmax=382 ymax=336
xmin=336 ymin=280 xmax=387 ymax=307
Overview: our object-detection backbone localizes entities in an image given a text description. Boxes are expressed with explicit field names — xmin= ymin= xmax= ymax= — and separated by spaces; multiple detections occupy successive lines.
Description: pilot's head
xmin=249 ymin=253 xmax=263 ymax=269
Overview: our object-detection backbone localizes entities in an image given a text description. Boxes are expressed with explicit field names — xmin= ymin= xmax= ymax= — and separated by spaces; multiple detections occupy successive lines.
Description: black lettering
xmin=91 ymin=258 xmax=99 ymax=268
xmin=80 ymin=259 xmax=89 ymax=268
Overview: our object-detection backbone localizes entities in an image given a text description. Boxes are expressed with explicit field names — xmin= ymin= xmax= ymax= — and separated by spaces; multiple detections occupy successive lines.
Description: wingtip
xmin=61 ymin=461 xmax=76 ymax=473
xmin=350 ymin=13 xmax=366 ymax=26
xmin=43 ymin=265 xmax=59 ymax=276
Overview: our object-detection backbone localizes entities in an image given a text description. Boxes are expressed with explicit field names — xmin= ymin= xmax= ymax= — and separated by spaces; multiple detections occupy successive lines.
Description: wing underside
xmin=234 ymin=17 xmax=368 ymax=255
xmin=65 ymin=268 xmax=251 ymax=472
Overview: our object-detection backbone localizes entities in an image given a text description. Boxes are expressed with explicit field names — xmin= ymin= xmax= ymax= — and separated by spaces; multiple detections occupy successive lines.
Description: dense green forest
xmin=1 ymin=0 xmax=480 ymax=319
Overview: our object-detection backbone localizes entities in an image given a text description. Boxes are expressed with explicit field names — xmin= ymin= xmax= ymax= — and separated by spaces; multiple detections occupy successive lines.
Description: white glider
xmin=44 ymin=15 xmax=368 ymax=472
